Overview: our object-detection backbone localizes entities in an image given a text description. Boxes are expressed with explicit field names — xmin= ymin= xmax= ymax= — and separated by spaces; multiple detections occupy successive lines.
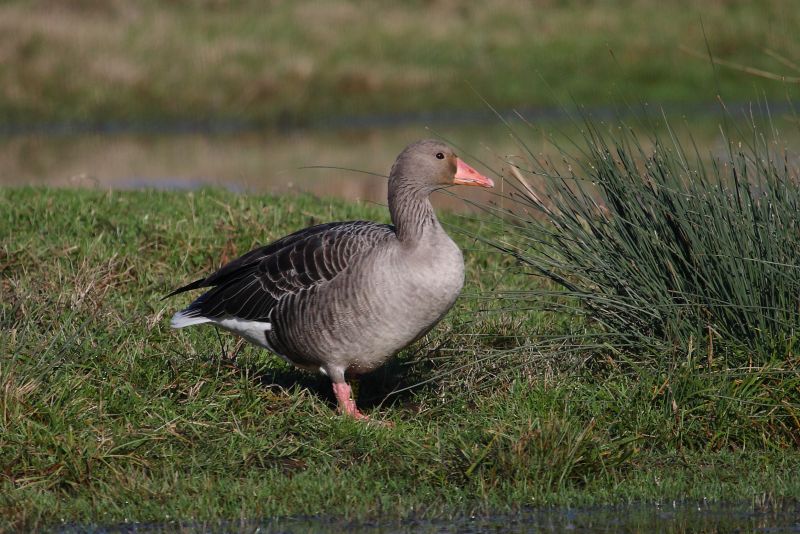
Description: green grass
xmin=2 ymin=186 xmax=799 ymax=530
xmin=1 ymin=0 xmax=799 ymax=126
xmin=484 ymin=110 xmax=800 ymax=362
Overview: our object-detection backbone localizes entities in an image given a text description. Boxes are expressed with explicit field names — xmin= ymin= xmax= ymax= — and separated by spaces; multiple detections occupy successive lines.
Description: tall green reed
xmin=486 ymin=112 xmax=800 ymax=367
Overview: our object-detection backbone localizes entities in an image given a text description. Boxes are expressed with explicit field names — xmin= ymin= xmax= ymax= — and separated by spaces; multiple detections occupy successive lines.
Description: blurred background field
xmin=2 ymin=0 xmax=799 ymax=125
xmin=1 ymin=0 xmax=799 ymax=198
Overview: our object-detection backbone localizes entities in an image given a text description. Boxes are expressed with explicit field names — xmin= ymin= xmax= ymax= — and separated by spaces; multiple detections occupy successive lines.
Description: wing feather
xmin=167 ymin=221 xmax=395 ymax=322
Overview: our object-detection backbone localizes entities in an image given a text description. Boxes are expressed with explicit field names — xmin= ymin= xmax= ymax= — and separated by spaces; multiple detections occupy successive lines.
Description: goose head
xmin=389 ymin=139 xmax=494 ymax=193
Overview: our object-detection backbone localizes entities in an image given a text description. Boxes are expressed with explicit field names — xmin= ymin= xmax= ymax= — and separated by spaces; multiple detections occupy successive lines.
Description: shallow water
xmin=55 ymin=501 xmax=800 ymax=533
xmin=4 ymin=105 xmax=791 ymax=213
xmin=0 ymin=124 xmax=514 ymax=212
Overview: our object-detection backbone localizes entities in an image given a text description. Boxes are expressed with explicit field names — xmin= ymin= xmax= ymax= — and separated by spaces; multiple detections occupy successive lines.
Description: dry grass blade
xmin=680 ymin=46 xmax=800 ymax=83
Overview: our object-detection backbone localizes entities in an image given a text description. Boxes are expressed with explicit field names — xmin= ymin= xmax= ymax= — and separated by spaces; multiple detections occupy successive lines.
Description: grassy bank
xmin=1 ymin=0 xmax=799 ymax=127
xmin=2 ymin=187 xmax=799 ymax=530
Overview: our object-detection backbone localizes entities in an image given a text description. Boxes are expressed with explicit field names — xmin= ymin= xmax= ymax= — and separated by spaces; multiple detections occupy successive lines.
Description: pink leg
xmin=332 ymin=382 xmax=368 ymax=420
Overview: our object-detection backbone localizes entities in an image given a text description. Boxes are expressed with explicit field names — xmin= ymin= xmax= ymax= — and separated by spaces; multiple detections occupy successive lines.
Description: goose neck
xmin=388 ymin=184 xmax=439 ymax=242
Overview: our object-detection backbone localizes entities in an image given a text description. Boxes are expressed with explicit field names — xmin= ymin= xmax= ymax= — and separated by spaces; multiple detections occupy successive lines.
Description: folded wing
xmin=167 ymin=221 xmax=394 ymax=323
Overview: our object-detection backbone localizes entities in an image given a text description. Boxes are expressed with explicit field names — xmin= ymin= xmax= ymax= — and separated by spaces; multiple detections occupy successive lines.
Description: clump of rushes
xmin=468 ymin=112 xmax=800 ymax=449
xmin=491 ymin=113 xmax=800 ymax=367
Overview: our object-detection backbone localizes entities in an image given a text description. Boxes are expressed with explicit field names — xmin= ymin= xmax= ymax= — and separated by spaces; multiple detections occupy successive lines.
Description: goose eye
xmin=435 ymin=152 xmax=444 ymax=160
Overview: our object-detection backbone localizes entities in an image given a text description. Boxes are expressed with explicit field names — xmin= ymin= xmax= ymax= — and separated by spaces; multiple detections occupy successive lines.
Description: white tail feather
xmin=171 ymin=311 xmax=212 ymax=329
xmin=170 ymin=312 xmax=274 ymax=350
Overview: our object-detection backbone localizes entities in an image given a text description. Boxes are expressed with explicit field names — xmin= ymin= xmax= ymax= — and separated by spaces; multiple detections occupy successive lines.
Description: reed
xmin=493 ymin=112 xmax=800 ymax=365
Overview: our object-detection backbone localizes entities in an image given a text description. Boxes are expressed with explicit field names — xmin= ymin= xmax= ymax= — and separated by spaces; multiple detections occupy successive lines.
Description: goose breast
xmin=267 ymin=227 xmax=464 ymax=375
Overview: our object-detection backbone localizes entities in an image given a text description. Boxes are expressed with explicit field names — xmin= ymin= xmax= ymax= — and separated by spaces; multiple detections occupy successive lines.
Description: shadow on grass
xmin=227 ymin=351 xmax=431 ymax=414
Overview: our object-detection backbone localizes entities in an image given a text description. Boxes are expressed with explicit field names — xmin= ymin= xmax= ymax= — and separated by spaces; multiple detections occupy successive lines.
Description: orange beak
xmin=454 ymin=158 xmax=494 ymax=188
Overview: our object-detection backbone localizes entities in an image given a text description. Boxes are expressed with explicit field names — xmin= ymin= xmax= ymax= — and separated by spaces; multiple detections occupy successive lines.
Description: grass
xmin=1 ymin=0 xmax=799 ymax=127
xmin=2 ymin=185 xmax=800 ymax=530
xmin=485 ymin=110 xmax=800 ymax=361
xmin=472 ymin=107 xmax=800 ymax=438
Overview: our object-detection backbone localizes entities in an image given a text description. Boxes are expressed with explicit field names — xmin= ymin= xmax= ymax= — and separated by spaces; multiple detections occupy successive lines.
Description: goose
xmin=165 ymin=139 xmax=494 ymax=421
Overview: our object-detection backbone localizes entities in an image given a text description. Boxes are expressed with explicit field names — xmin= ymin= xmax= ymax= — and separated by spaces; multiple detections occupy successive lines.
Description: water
xmin=4 ymin=104 xmax=787 ymax=212
xmin=0 ymin=126 xmax=508 ymax=212
xmin=55 ymin=501 xmax=800 ymax=533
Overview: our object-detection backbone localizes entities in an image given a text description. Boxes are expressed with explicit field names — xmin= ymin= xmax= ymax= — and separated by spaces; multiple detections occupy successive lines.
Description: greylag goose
xmin=166 ymin=139 xmax=493 ymax=420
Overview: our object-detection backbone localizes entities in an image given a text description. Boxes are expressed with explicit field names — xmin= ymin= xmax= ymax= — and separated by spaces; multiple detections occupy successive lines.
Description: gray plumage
xmin=166 ymin=139 xmax=493 ymax=419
